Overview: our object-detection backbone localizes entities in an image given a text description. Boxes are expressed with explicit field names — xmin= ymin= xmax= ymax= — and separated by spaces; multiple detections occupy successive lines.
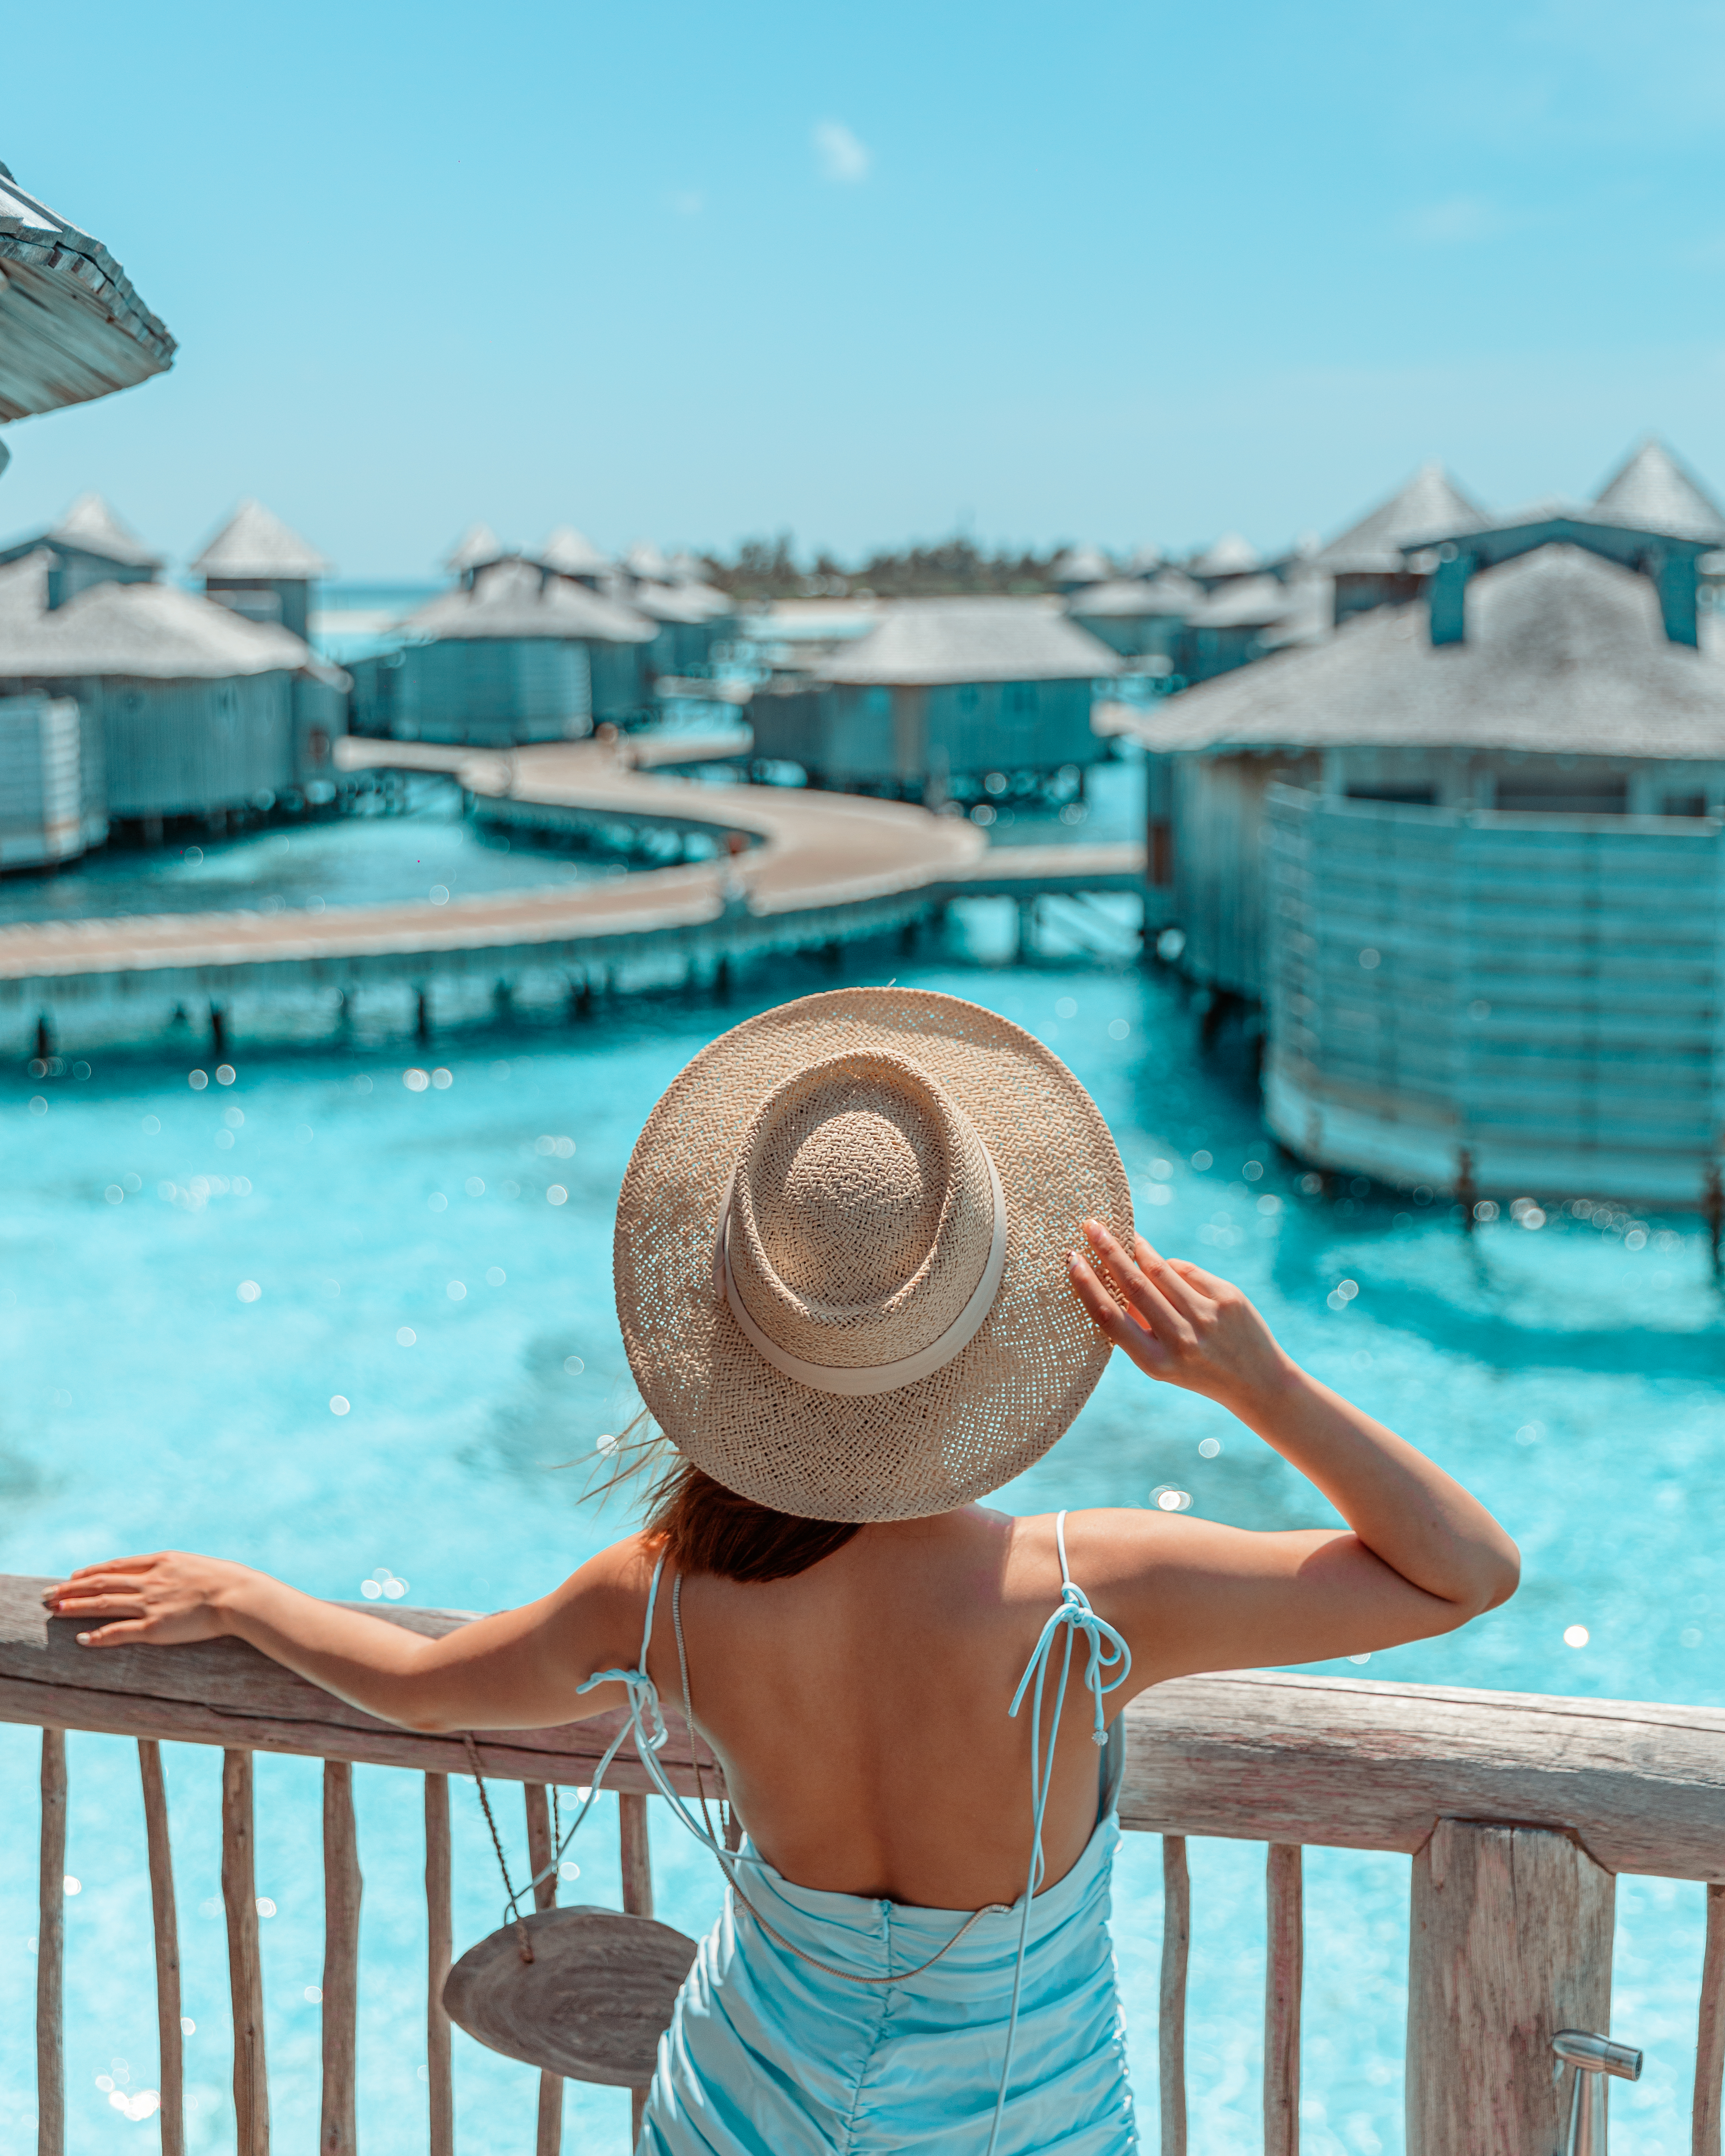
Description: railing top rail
xmin=4 ymin=1576 xmax=1722 ymax=1882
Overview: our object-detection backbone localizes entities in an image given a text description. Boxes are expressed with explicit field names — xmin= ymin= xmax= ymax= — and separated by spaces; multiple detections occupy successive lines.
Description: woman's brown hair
xmin=643 ymin=1458 xmax=859 ymax=1583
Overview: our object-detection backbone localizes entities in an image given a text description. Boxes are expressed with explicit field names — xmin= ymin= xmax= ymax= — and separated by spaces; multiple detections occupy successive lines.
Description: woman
xmin=45 ymin=988 xmax=1517 ymax=2155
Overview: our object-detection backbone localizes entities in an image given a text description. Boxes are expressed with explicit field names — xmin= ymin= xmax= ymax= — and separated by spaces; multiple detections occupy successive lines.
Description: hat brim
xmin=613 ymin=987 xmax=1133 ymax=1523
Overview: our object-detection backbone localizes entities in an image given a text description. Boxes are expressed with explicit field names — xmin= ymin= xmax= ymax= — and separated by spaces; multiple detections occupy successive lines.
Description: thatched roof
xmin=1315 ymin=461 xmax=1488 ymax=573
xmin=443 ymin=523 xmax=507 ymax=575
xmin=1130 ymin=545 xmax=1725 ymax=759
xmin=1590 ymin=439 xmax=1725 ymax=545
xmin=538 ymin=526 xmax=610 ymax=577
xmin=1190 ymin=532 xmax=1259 ymax=580
xmin=1051 ymin=545 xmax=1112 ymax=587
xmin=28 ymin=492 xmax=163 ymax=569
xmin=1186 ymin=573 xmax=1295 ymax=630
xmin=191 ymin=498 xmax=332 ymax=580
xmin=0 ymin=163 xmax=175 ymax=421
xmin=1068 ymin=572 xmax=1201 ymax=621
xmin=0 ymin=551 xmax=343 ymax=683
xmin=820 ymin=598 xmax=1118 ymax=685
xmin=405 ymin=558 xmax=653 ymax=644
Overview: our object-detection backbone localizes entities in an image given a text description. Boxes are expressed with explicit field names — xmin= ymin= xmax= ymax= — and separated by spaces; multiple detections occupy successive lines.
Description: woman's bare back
xmin=657 ymin=1506 xmax=1116 ymax=1910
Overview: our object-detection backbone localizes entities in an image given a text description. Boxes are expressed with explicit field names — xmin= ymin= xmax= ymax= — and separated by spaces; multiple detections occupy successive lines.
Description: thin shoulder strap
xmin=1055 ymin=1508 xmax=1075 ymax=1591
xmin=639 ymin=1546 xmax=667 ymax=1671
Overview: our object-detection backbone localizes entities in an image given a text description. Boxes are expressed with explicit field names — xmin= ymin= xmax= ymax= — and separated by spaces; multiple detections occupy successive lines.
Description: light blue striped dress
xmin=578 ymin=1516 xmax=1138 ymax=2156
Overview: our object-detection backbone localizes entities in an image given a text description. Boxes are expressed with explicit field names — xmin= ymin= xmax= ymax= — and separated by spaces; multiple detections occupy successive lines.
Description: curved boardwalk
xmin=0 ymin=740 xmax=1144 ymax=1052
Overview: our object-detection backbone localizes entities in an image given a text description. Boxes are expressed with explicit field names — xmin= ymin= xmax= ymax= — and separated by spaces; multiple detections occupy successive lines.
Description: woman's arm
xmin=1066 ymin=1221 xmax=1519 ymax=1686
xmin=40 ymin=1539 xmax=657 ymax=1734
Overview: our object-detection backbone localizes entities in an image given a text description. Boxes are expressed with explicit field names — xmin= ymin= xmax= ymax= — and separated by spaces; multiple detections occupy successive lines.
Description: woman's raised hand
xmin=42 ymin=1552 xmax=259 ymax=1647
xmin=1067 ymin=1219 xmax=1294 ymax=1410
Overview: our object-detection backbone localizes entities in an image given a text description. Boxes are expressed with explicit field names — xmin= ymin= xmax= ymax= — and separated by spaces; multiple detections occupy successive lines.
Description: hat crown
xmin=765 ymin=1105 xmax=942 ymax=1299
xmin=728 ymin=1052 xmax=997 ymax=1370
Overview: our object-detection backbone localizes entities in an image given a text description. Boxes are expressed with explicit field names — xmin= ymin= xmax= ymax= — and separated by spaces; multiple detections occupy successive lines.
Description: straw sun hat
xmin=613 ymin=987 xmax=1133 ymax=1523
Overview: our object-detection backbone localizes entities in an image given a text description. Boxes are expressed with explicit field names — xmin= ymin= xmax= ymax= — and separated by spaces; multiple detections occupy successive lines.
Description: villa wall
xmin=1262 ymin=784 xmax=1725 ymax=1204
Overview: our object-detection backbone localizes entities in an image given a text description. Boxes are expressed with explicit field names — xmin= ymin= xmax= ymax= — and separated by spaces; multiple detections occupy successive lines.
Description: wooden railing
xmin=4 ymin=1572 xmax=1723 ymax=2155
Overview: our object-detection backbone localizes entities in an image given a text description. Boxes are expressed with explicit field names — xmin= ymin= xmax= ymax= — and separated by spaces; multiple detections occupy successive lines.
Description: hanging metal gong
xmin=443 ymin=1906 xmax=700 ymax=2086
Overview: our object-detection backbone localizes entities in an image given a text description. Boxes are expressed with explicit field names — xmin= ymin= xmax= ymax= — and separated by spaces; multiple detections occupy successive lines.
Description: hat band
xmin=718 ymin=1149 xmax=1008 ymax=1398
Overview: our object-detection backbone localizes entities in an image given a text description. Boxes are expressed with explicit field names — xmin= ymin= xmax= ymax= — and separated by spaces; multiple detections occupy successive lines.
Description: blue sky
xmin=4 ymin=0 xmax=1724 ymax=574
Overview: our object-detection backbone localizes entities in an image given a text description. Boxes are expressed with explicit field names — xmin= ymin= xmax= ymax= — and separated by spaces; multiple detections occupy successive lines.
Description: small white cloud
xmin=668 ymin=189 xmax=704 ymax=217
xmin=813 ymin=119 xmax=872 ymax=184
xmin=1405 ymin=196 xmax=1508 ymax=246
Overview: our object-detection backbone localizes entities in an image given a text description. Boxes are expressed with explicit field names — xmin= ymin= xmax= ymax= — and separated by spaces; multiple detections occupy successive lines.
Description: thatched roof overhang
xmin=0 ymin=166 xmax=174 ymax=421
xmin=1122 ymin=546 xmax=1725 ymax=762
xmin=0 ymin=551 xmax=346 ymax=685
xmin=819 ymin=598 xmax=1120 ymax=686
xmin=403 ymin=560 xmax=654 ymax=645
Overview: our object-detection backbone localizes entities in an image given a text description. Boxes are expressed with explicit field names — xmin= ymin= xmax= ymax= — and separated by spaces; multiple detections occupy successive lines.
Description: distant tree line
xmin=700 ymin=532 xmax=1074 ymax=602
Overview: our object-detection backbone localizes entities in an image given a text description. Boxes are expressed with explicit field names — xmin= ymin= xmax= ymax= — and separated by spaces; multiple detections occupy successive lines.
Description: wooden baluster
xmin=424 ymin=1775 xmax=454 ymax=2156
xmin=138 ymin=1741 xmax=185 ymax=2156
xmin=1159 ymin=1835 xmax=1189 ymax=2156
xmin=37 ymin=1728 xmax=66 ymax=2156
xmin=222 ymin=1749 xmax=271 ymax=2156
xmin=1265 ymin=1844 xmax=1303 ymax=2156
xmin=1696 ymin=1882 xmax=1725 ymax=2156
xmin=1406 ymin=1819 xmax=1614 ymax=2156
xmin=320 ymin=1762 xmax=362 ymax=2156
xmin=620 ymin=1793 xmax=656 ymax=2146
xmin=619 ymin=1794 xmax=654 ymax=1920
xmin=524 ymin=1785 xmax=561 ymax=2156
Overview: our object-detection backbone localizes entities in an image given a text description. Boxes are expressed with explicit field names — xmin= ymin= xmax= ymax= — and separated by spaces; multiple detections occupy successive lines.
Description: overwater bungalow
xmin=1187 ymin=530 xmax=1261 ymax=589
xmin=538 ymin=524 xmax=611 ymax=587
xmin=1050 ymin=544 xmax=1112 ymax=595
xmin=0 ymin=691 xmax=90 ymax=867
xmin=191 ymin=498 xmax=331 ymax=642
xmin=192 ymin=500 xmax=346 ymax=795
xmin=1182 ymin=571 xmax=1299 ymax=680
xmin=747 ymin=596 xmax=1118 ymax=798
xmin=0 ymin=492 xmax=163 ymax=608
xmin=1066 ymin=568 xmax=1201 ymax=664
xmin=1313 ymin=461 xmax=1489 ymax=627
xmin=1129 ymin=496 xmax=1725 ymax=1206
xmin=348 ymin=557 xmax=655 ymax=742
xmin=0 ymin=548 xmax=347 ymax=840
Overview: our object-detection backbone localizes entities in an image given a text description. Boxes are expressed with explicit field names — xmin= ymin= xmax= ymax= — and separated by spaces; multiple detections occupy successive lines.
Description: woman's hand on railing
xmin=43 ymin=1552 xmax=263 ymax=1645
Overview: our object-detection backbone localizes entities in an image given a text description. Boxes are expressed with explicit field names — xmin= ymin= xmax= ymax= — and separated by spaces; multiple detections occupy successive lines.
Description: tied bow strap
xmin=576 ymin=1663 xmax=671 ymax=1754
xmin=986 ymin=1513 xmax=1131 ymax=2156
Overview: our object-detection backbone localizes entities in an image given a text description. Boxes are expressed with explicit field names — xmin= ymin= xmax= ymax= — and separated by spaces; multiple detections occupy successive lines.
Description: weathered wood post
xmin=1406 ymin=1820 xmax=1615 ymax=2156
xmin=222 ymin=1749 xmax=271 ymax=2156
xmin=38 ymin=1727 xmax=66 ymax=2156
xmin=320 ymin=1761 xmax=361 ymax=2156
xmin=524 ymin=1785 xmax=561 ymax=2156
xmin=620 ymin=1795 xmax=656 ymax=2147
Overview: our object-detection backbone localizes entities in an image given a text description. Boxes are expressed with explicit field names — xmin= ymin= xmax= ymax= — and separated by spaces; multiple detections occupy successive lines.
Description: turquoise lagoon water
xmin=0 ymin=779 xmax=630 ymax=929
xmin=0 ymin=914 xmax=1720 ymax=2154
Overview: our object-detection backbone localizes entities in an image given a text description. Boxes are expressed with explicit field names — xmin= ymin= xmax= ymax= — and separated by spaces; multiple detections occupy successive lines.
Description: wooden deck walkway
xmin=0 ymin=740 xmax=1146 ymax=1048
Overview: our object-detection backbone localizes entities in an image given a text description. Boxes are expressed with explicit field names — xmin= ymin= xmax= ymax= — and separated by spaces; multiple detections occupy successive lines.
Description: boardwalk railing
xmin=4 ymin=1574 xmax=1723 ymax=2155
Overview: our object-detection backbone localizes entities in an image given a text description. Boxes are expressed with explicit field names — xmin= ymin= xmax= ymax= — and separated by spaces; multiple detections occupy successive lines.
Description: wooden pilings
xmin=137 ymin=1740 xmax=185 ymax=2156
xmin=320 ymin=1761 xmax=362 ymax=2156
xmin=1264 ymin=1844 xmax=1303 ymax=2156
xmin=1158 ymin=1835 xmax=1188 ymax=2156
xmin=37 ymin=1728 xmax=66 ymax=2156
xmin=524 ymin=1784 xmax=562 ymax=2156
xmin=1406 ymin=1819 xmax=1615 ymax=2156
xmin=425 ymin=1773 xmax=455 ymax=2156
xmin=222 ymin=1749 xmax=271 ymax=2156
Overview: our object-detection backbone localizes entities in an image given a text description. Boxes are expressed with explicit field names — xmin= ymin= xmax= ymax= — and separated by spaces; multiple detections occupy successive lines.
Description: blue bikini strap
xmin=987 ymin=1510 xmax=1131 ymax=2156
